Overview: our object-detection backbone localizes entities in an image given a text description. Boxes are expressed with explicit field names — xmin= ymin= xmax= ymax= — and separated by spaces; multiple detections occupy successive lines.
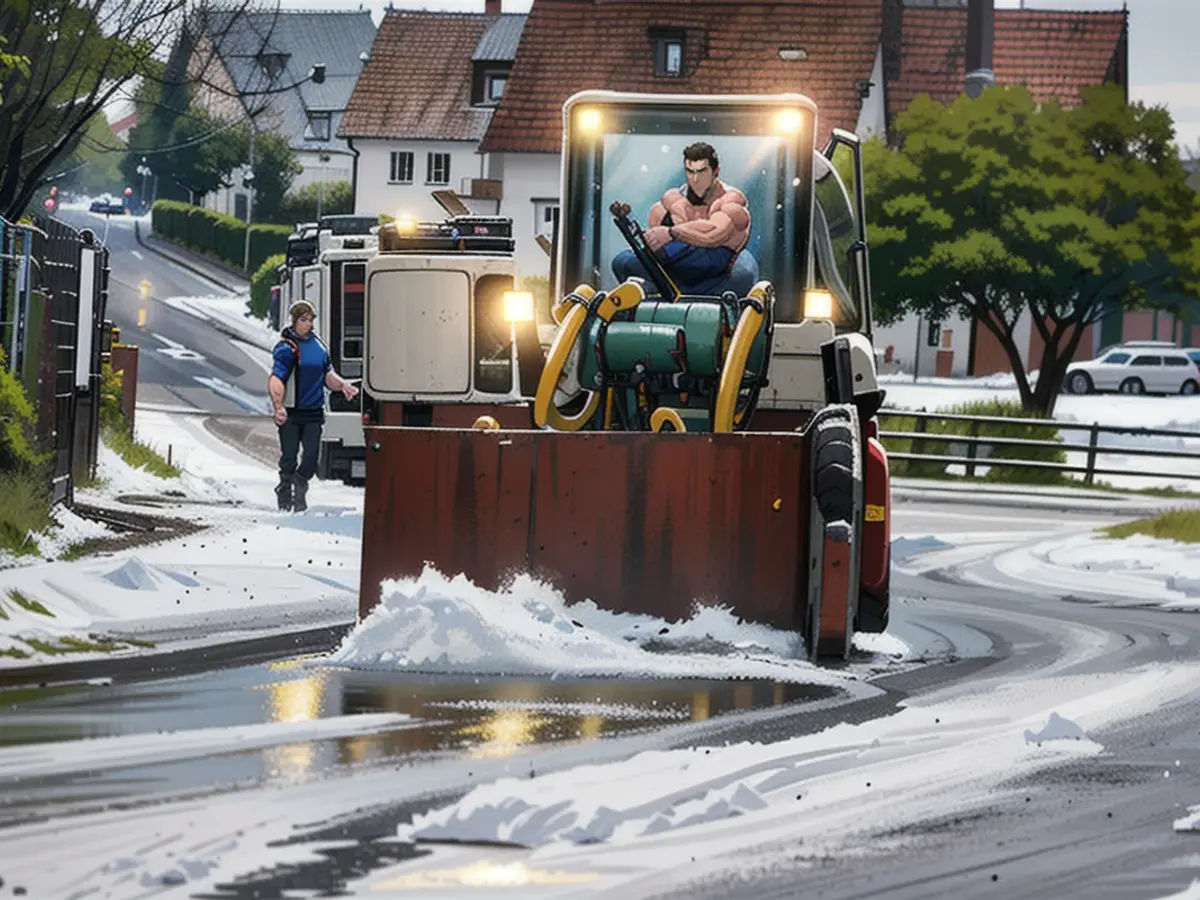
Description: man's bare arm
xmin=268 ymin=374 xmax=285 ymax=411
xmin=671 ymin=207 xmax=747 ymax=247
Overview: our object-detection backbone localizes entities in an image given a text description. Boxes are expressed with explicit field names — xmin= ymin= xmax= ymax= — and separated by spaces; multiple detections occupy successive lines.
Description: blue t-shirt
xmin=273 ymin=331 xmax=332 ymax=410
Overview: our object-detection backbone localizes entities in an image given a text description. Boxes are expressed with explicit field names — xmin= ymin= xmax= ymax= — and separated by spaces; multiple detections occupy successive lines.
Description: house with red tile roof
xmin=339 ymin=2 xmax=526 ymax=221
xmin=478 ymin=0 xmax=1130 ymax=334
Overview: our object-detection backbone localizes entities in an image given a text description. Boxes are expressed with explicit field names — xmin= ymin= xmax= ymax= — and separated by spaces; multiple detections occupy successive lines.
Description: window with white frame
xmin=389 ymin=151 xmax=414 ymax=184
xmin=533 ymin=199 xmax=559 ymax=239
xmin=426 ymin=152 xmax=451 ymax=185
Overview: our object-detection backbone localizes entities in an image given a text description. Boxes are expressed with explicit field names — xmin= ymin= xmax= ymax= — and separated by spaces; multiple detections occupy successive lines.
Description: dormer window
xmin=257 ymin=52 xmax=289 ymax=81
xmin=473 ymin=61 xmax=512 ymax=106
xmin=650 ymin=28 xmax=685 ymax=77
xmin=305 ymin=111 xmax=331 ymax=141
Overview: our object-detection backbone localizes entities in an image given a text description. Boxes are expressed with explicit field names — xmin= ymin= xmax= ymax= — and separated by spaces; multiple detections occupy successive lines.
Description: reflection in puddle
xmin=0 ymin=663 xmax=838 ymax=826
xmin=373 ymin=859 xmax=599 ymax=890
xmin=263 ymin=674 xmax=326 ymax=724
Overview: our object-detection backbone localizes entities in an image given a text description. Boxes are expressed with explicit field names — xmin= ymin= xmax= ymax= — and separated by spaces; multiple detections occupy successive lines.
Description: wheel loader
xmin=356 ymin=91 xmax=891 ymax=661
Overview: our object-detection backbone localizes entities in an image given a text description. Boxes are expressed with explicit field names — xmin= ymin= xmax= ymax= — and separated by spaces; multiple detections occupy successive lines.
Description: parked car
xmin=89 ymin=198 xmax=125 ymax=215
xmin=1185 ymin=347 xmax=1200 ymax=371
xmin=1064 ymin=343 xmax=1200 ymax=395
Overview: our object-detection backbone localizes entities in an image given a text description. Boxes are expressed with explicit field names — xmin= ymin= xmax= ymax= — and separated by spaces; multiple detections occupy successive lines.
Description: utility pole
xmin=243 ymin=122 xmax=256 ymax=272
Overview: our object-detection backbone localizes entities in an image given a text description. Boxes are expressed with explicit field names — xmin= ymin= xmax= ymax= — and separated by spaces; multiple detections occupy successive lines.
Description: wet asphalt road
xmin=58 ymin=209 xmax=269 ymax=415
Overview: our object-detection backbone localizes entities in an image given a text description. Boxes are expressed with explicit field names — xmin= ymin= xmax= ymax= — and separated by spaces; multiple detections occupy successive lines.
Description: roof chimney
xmin=965 ymin=0 xmax=995 ymax=98
xmin=485 ymin=0 xmax=500 ymax=14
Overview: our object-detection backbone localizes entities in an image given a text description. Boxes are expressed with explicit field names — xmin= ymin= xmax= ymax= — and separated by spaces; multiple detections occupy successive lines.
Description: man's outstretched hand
xmin=343 ymin=383 xmax=360 ymax=402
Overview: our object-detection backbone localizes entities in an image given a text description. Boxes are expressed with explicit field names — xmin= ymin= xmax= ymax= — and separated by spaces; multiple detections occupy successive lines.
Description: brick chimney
xmin=965 ymin=0 xmax=995 ymax=98
xmin=485 ymin=0 xmax=500 ymax=14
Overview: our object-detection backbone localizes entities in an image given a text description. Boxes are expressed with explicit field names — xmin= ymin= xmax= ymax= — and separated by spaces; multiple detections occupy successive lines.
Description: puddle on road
xmin=0 ymin=658 xmax=835 ymax=827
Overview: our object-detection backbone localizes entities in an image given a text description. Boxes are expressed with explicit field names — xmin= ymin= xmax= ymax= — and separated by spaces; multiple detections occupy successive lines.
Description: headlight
xmin=773 ymin=108 xmax=804 ymax=135
xmin=503 ymin=290 xmax=534 ymax=322
xmin=803 ymin=288 xmax=833 ymax=320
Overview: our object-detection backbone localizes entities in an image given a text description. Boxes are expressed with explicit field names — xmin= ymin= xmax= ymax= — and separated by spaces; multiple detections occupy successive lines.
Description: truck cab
xmin=275 ymin=214 xmax=379 ymax=484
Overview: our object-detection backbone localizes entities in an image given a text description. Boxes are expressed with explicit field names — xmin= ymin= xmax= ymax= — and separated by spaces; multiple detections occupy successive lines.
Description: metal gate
xmin=0 ymin=215 xmax=110 ymax=506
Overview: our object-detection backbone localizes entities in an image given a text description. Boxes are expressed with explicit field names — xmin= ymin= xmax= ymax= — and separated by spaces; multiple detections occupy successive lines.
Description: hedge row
xmin=151 ymin=200 xmax=292 ymax=273
xmin=878 ymin=399 xmax=1068 ymax=485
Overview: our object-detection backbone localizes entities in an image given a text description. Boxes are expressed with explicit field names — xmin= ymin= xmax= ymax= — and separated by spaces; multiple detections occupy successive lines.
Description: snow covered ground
xmin=0 ymin=410 xmax=363 ymax=667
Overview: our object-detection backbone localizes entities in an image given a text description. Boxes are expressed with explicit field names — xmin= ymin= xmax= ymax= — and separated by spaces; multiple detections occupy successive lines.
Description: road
xmin=60 ymin=209 xmax=272 ymax=415
xmin=7 ymin=493 xmax=1200 ymax=898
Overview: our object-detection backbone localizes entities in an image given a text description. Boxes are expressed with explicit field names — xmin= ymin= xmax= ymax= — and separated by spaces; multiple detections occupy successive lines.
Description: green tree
xmin=0 ymin=35 xmax=30 ymax=107
xmin=249 ymin=129 xmax=302 ymax=223
xmin=865 ymin=85 xmax=1200 ymax=415
xmin=0 ymin=0 xmax=274 ymax=220
xmin=162 ymin=105 xmax=249 ymax=203
xmin=53 ymin=112 xmax=127 ymax=197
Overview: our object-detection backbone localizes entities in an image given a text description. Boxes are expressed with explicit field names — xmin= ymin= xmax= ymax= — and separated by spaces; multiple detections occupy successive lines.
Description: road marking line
xmin=152 ymin=332 xmax=207 ymax=362
xmin=131 ymin=250 xmax=143 ymax=260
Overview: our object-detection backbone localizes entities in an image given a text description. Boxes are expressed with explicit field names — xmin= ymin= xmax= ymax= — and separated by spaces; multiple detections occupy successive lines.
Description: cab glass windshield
xmin=560 ymin=101 xmax=816 ymax=321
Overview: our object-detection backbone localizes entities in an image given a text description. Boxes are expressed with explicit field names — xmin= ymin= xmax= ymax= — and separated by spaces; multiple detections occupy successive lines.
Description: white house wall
xmin=855 ymin=45 xmax=886 ymax=141
xmin=352 ymin=138 xmax=484 ymax=221
xmin=494 ymin=151 xmax=561 ymax=284
xmin=293 ymin=150 xmax=354 ymax=193
xmin=873 ymin=311 xmax=973 ymax=378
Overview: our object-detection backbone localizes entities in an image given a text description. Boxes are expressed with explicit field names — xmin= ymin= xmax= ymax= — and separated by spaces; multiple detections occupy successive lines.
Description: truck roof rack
xmin=379 ymin=215 xmax=514 ymax=254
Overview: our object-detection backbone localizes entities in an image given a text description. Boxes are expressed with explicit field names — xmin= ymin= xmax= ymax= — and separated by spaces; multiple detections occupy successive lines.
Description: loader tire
xmin=857 ymin=589 xmax=888 ymax=633
xmin=813 ymin=422 xmax=854 ymax=524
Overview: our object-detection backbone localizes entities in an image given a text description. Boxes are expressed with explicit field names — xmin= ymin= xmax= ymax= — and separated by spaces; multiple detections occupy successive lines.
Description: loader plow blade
xmin=360 ymin=428 xmax=812 ymax=634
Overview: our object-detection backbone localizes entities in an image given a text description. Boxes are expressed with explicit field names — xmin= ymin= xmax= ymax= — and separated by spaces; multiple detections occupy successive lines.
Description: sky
xmin=280 ymin=0 xmax=1200 ymax=158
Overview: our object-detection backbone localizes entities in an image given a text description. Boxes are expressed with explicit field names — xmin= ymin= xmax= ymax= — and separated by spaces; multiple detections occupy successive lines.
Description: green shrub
xmin=251 ymin=253 xmax=286 ymax=320
xmin=0 ymin=469 xmax=51 ymax=557
xmin=150 ymin=201 xmax=292 ymax=272
xmin=248 ymin=224 xmax=291 ymax=272
xmin=0 ymin=348 xmax=43 ymax=473
xmin=879 ymin=399 xmax=1067 ymax=485
xmin=275 ymin=180 xmax=353 ymax=225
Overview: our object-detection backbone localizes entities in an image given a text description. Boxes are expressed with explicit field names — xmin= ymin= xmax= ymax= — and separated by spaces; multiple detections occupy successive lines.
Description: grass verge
xmin=103 ymin=422 xmax=182 ymax=479
xmin=1102 ymin=509 xmax=1200 ymax=544
xmin=21 ymin=635 xmax=142 ymax=656
xmin=0 ymin=468 xmax=50 ymax=559
xmin=7 ymin=589 xmax=52 ymax=617
xmin=879 ymin=399 xmax=1067 ymax=486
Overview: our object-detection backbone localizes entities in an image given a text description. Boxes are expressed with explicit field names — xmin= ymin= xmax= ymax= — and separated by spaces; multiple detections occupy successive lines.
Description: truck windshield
xmin=560 ymin=101 xmax=816 ymax=321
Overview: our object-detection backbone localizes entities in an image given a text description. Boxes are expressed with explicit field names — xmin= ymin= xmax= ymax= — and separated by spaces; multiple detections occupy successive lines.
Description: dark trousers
xmin=278 ymin=407 xmax=324 ymax=484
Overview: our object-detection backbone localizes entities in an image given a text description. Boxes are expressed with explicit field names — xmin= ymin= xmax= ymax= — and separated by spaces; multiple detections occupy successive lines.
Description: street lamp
xmin=136 ymin=157 xmax=153 ymax=214
xmin=242 ymin=62 xmax=327 ymax=272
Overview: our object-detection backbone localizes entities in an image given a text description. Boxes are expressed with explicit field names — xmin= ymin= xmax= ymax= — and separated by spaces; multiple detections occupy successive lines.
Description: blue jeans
xmin=278 ymin=407 xmax=324 ymax=485
xmin=613 ymin=244 xmax=758 ymax=297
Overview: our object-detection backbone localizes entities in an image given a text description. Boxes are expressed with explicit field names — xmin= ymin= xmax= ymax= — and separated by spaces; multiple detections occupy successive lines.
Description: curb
xmin=892 ymin=486 xmax=1182 ymax=518
xmin=134 ymin=221 xmax=249 ymax=294
xmin=0 ymin=622 xmax=353 ymax=689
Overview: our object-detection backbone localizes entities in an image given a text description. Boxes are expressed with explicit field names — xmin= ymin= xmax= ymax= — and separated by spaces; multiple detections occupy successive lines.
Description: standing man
xmin=613 ymin=141 xmax=755 ymax=296
xmin=269 ymin=300 xmax=359 ymax=512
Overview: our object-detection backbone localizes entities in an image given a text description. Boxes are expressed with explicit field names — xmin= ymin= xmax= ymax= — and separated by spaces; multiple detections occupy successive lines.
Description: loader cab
xmin=551 ymin=91 xmax=880 ymax=417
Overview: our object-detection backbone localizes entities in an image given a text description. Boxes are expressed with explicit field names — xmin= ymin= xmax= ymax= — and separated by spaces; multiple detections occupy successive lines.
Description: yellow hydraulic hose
xmin=533 ymin=295 xmax=599 ymax=430
xmin=713 ymin=282 xmax=771 ymax=433
xmin=650 ymin=408 xmax=687 ymax=433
